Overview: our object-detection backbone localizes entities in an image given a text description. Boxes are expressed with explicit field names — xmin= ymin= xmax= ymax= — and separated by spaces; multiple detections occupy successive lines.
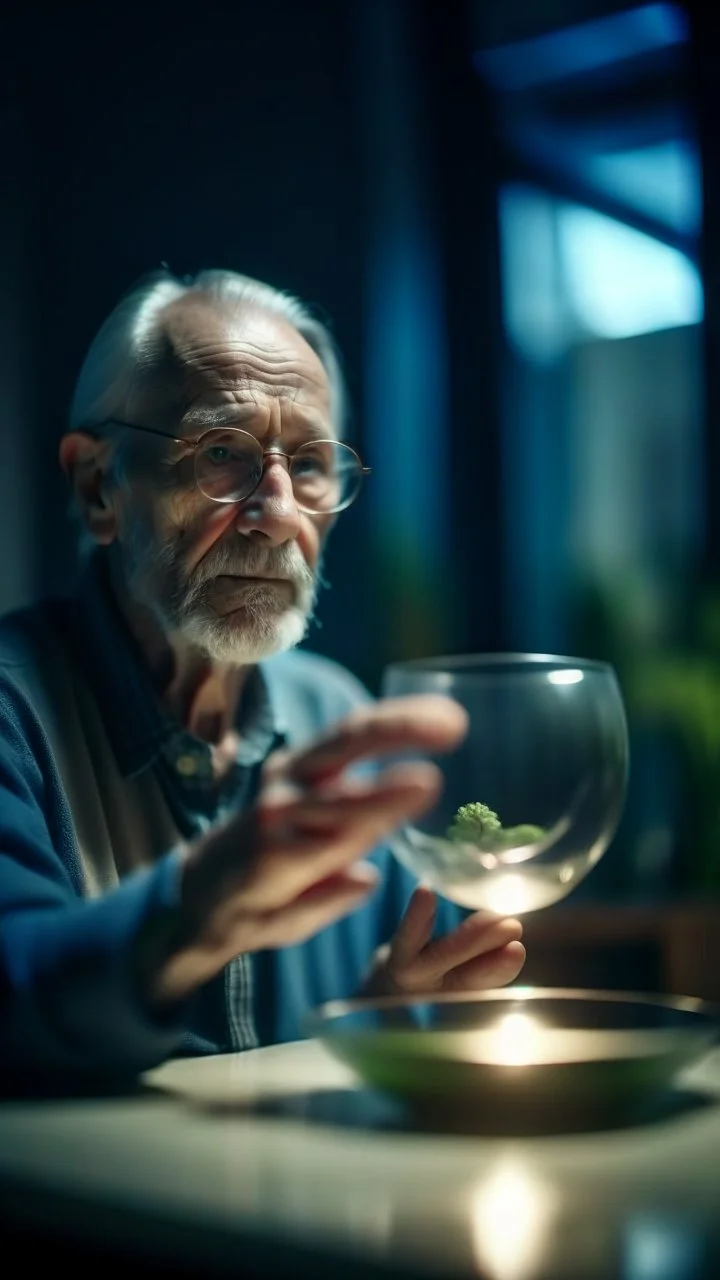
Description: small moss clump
xmin=446 ymin=802 xmax=546 ymax=850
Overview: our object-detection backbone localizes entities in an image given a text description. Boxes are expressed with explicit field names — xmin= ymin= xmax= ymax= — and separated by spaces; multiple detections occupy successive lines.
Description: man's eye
xmin=205 ymin=446 xmax=232 ymax=466
xmin=293 ymin=456 xmax=327 ymax=477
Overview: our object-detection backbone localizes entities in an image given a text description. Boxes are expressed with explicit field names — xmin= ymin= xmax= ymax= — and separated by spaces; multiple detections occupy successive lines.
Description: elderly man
xmin=0 ymin=269 xmax=524 ymax=1081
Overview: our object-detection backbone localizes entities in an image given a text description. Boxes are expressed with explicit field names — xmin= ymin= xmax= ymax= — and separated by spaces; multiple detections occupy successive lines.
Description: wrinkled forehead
xmin=138 ymin=297 xmax=333 ymax=429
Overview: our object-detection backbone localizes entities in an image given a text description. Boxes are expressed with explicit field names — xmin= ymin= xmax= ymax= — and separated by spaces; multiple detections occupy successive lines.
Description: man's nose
xmin=232 ymin=455 xmax=302 ymax=545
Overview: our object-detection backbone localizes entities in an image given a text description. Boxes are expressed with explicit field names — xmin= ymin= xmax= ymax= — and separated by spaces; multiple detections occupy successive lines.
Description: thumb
xmin=389 ymin=885 xmax=437 ymax=970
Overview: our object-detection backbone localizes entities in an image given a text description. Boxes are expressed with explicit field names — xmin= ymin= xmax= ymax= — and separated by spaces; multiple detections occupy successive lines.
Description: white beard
xmin=119 ymin=519 xmax=319 ymax=664
xmin=175 ymin=584 xmax=312 ymax=663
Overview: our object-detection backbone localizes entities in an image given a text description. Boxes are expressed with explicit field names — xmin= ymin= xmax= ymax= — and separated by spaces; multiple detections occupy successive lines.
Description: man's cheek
xmin=297 ymin=518 xmax=326 ymax=572
xmin=182 ymin=504 xmax=240 ymax=572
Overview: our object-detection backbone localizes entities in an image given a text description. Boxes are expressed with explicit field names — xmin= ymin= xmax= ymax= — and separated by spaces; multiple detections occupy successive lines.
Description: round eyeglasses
xmin=94 ymin=419 xmax=371 ymax=515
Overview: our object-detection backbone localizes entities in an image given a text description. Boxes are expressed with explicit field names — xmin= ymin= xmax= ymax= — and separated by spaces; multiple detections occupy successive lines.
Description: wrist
xmin=131 ymin=848 xmax=224 ymax=1009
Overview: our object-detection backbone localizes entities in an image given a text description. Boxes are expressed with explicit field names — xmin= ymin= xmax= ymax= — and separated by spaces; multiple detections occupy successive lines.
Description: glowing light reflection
xmin=484 ymin=1012 xmax=546 ymax=1067
xmin=481 ymin=873 xmax=539 ymax=915
xmin=471 ymin=1159 xmax=558 ymax=1280
xmin=547 ymin=669 xmax=584 ymax=686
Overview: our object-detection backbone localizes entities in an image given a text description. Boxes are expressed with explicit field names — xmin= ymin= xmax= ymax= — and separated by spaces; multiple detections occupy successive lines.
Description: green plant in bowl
xmin=446 ymin=802 xmax=547 ymax=852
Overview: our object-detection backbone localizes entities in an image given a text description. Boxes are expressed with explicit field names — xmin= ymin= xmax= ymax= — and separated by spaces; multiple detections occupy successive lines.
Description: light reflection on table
xmin=0 ymin=1038 xmax=718 ymax=1279
xmin=470 ymin=1159 xmax=560 ymax=1280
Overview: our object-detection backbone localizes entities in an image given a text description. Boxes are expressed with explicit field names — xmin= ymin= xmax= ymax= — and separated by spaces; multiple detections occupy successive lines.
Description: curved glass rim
xmin=384 ymin=652 xmax=616 ymax=678
xmin=307 ymin=986 xmax=720 ymax=1030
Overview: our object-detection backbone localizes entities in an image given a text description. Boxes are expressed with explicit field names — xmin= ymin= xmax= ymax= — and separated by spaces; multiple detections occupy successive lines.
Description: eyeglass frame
xmin=86 ymin=417 xmax=372 ymax=515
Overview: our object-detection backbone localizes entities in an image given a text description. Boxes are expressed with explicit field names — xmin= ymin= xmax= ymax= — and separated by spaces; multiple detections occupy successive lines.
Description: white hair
xmin=69 ymin=267 xmax=347 ymax=434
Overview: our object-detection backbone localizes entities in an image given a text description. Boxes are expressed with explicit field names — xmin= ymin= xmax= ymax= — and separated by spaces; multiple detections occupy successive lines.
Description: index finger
xmin=267 ymin=694 xmax=468 ymax=788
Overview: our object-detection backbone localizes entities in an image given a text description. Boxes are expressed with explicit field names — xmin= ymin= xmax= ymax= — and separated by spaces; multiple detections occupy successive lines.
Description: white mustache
xmin=185 ymin=541 xmax=315 ymax=603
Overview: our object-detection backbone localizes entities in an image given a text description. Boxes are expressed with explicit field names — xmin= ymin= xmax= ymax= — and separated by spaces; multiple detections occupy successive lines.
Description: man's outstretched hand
xmin=141 ymin=693 xmax=525 ymax=1007
xmin=146 ymin=695 xmax=467 ymax=1005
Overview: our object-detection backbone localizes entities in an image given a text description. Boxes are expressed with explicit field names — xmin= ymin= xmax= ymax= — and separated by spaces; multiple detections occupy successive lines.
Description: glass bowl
xmin=310 ymin=989 xmax=719 ymax=1128
xmin=382 ymin=654 xmax=629 ymax=914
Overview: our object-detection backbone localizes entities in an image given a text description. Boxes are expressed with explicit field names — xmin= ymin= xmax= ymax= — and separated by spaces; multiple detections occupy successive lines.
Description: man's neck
xmin=107 ymin=558 xmax=249 ymax=746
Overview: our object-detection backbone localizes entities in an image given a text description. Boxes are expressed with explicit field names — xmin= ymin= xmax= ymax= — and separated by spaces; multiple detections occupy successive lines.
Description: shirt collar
xmin=68 ymin=551 xmax=286 ymax=780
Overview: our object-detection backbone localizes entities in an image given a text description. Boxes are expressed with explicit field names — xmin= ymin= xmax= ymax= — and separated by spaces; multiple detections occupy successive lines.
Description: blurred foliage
xmin=571 ymin=569 xmax=720 ymax=893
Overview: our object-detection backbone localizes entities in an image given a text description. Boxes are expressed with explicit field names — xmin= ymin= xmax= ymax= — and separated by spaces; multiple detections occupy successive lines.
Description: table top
xmin=2 ymin=1038 xmax=720 ymax=1279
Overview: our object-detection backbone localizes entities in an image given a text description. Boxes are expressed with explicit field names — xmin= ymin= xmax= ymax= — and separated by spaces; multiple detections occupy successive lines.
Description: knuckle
xmin=261 ymin=746 xmax=293 ymax=782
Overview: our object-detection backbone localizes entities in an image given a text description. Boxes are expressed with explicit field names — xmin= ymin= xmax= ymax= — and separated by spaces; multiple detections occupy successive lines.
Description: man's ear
xmin=59 ymin=432 xmax=118 ymax=546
